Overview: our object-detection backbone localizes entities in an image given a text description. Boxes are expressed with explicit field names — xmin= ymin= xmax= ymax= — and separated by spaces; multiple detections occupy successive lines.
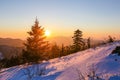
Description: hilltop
xmin=0 ymin=42 xmax=120 ymax=80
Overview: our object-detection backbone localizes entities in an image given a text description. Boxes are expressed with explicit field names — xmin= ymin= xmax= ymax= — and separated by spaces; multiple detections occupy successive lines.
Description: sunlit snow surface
xmin=1 ymin=42 xmax=120 ymax=80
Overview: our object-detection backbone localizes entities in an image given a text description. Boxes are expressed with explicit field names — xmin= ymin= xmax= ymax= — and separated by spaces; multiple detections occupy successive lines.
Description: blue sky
xmin=0 ymin=0 xmax=120 ymax=39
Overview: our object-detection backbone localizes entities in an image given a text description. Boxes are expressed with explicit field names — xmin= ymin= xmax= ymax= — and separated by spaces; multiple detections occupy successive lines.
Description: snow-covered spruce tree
xmin=72 ymin=29 xmax=85 ymax=52
xmin=22 ymin=19 xmax=48 ymax=63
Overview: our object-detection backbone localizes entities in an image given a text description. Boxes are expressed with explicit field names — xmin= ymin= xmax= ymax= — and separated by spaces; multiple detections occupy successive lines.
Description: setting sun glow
xmin=45 ymin=30 xmax=51 ymax=37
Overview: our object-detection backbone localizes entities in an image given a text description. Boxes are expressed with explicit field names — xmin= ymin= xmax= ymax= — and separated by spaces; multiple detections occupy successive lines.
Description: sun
xmin=45 ymin=30 xmax=51 ymax=37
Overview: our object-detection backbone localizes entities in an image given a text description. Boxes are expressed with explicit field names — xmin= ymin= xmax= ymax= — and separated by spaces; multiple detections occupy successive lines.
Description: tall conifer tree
xmin=72 ymin=29 xmax=85 ymax=52
xmin=87 ymin=37 xmax=91 ymax=48
xmin=22 ymin=18 xmax=48 ymax=63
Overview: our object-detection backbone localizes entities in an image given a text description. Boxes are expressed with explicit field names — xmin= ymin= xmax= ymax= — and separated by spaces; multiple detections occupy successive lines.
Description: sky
xmin=0 ymin=0 xmax=120 ymax=39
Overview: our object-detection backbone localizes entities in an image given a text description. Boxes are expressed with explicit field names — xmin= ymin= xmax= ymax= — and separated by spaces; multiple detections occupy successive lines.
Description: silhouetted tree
xmin=50 ymin=43 xmax=60 ymax=58
xmin=42 ymin=41 xmax=50 ymax=60
xmin=0 ymin=61 xmax=4 ymax=70
xmin=87 ymin=37 xmax=91 ymax=48
xmin=60 ymin=44 xmax=65 ymax=57
xmin=72 ymin=29 xmax=85 ymax=52
xmin=22 ymin=19 xmax=48 ymax=63
xmin=65 ymin=45 xmax=73 ymax=54
xmin=108 ymin=35 xmax=114 ymax=43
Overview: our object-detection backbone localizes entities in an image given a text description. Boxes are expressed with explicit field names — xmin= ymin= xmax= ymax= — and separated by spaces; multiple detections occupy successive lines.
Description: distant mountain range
xmin=48 ymin=36 xmax=73 ymax=46
xmin=0 ymin=37 xmax=73 ymax=47
xmin=0 ymin=37 xmax=103 ymax=59
xmin=0 ymin=38 xmax=24 ymax=47
xmin=0 ymin=45 xmax=23 ymax=59
xmin=0 ymin=37 xmax=103 ymax=47
xmin=48 ymin=36 xmax=104 ymax=47
xmin=0 ymin=38 xmax=24 ymax=59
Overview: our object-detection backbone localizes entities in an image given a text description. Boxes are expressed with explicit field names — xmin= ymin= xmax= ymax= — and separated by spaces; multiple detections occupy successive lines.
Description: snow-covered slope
xmin=0 ymin=42 xmax=120 ymax=80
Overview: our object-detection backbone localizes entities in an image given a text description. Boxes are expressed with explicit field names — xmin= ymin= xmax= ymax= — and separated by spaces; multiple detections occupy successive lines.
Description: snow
xmin=0 ymin=42 xmax=120 ymax=80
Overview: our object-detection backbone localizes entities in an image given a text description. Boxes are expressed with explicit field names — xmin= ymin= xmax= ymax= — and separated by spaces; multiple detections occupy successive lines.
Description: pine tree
xmin=87 ymin=37 xmax=91 ymax=48
xmin=108 ymin=35 xmax=114 ymax=43
xmin=72 ymin=29 xmax=85 ymax=52
xmin=22 ymin=19 xmax=48 ymax=63
xmin=60 ymin=44 xmax=64 ymax=57
xmin=50 ymin=43 xmax=60 ymax=58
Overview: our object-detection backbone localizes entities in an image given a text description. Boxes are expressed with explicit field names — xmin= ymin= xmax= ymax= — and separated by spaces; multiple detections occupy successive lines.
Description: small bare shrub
xmin=35 ymin=64 xmax=46 ymax=76
xmin=75 ymin=68 xmax=86 ymax=80
xmin=75 ymin=64 xmax=103 ymax=80
xmin=22 ymin=63 xmax=46 ymax=80
xmin=22 ymin=64 xmax=34 ymax=80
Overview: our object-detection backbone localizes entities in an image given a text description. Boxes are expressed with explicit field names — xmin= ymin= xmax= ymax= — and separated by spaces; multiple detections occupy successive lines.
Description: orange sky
xmin=0 ymin=0 xmax=120 ymax=40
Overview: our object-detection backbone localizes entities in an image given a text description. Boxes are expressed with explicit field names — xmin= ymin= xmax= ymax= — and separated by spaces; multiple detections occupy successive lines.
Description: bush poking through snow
xmin=22 ymin=64 xmax=34 ymax=80
xmin=75 ymin=68 xmax=86 ymax=80
xmin=35 ymin=64 xmax=46 ymax=76
xmin=75 ymin=64 xmax=104 ymax=80
xmin=22 ymin=63 xmax=46 ymax=80
xmin=87 ymin=64 xmax=98 ymax=80
xmin=87 ymin=64 xmax=104 ymax=80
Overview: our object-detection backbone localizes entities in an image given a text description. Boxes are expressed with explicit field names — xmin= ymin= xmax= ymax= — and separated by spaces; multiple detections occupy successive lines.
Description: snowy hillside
xmin=0 ymin=42 xmax=120 ymax=80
